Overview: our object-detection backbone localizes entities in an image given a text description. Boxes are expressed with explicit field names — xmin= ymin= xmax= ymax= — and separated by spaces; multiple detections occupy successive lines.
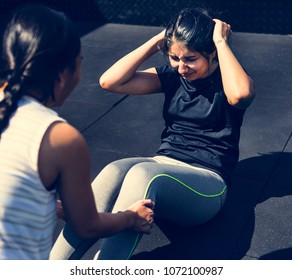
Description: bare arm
xmin=39 ymin=122 xmax=154 ymax=239
xmin=213 ymin=19 xmax=255 ymax=109
xmin=99 ymin=30 xmax=166 ymax=95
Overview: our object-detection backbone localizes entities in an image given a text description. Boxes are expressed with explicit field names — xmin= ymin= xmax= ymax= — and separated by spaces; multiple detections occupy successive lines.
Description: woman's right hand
xmin=155 ymin=29 xmax=166 ymax=50
xmin=127 ymin=199 xmax=155 ymax=234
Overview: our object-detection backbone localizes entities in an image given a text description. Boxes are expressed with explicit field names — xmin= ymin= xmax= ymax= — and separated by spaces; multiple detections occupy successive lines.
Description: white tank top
xmin=0 ymin=96 xmax=65 ymax=259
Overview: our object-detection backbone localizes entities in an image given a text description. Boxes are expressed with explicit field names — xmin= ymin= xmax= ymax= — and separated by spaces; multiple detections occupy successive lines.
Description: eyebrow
xmin=184 ymin=55 xmax=197 ymax=59
xmin=169 ymin=54 xmax=198 ymax=59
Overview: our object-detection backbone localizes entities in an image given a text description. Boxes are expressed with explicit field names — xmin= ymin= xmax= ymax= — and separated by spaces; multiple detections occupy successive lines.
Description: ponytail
xmin=0 ymin=71 xmax=25 ymax=136
xmin=0 ymin=4 xmax=81 ymax=138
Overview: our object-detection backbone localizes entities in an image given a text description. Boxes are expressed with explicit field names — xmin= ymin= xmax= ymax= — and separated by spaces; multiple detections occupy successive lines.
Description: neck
xmin=209 ymin=60 xmax=219 ymax=75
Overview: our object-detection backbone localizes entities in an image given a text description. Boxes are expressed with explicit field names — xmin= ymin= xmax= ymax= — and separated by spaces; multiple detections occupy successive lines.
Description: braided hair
xmin=0 ymin=4 xmax=81 ymax=137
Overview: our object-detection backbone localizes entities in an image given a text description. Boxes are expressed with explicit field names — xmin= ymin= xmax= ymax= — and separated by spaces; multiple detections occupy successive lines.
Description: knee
xmin=101 ymin=160 xmax=125 ymax=177
xmin=92 ymin=160 xmax=127 ymax=187
xmin=122 ymin=163 xmax=160 ymax=200
xmin=124 ymin=163 xmax=154 ymax=184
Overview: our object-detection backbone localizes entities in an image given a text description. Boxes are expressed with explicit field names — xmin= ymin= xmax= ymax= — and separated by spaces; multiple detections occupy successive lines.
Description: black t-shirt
xmin=155 ymin=65 xmax=245 ymax=185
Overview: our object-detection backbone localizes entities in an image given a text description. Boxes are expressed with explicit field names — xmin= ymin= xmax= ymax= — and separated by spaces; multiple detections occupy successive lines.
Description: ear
xmin=56 ymin=70 xmax=66 ymax=89
xmin=54 ymin=69 xmax=68 ymax=97
xmin=210 ymin=49 xmax=217 ymax=60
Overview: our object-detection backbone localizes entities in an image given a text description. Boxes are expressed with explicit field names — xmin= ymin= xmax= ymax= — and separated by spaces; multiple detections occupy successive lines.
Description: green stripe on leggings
xmin=127 ymin=173 xmax=227 ymax=259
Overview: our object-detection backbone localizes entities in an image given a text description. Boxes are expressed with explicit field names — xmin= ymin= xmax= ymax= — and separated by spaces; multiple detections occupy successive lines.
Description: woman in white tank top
xmin=0 ymin=4 xmax=154 ymax=260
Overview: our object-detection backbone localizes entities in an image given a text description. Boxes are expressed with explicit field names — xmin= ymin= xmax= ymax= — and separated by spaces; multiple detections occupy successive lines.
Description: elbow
xmin=226 ymin=76 xmax=255 ymax=109
xmin=228 ymin=89 xmax=255 ymax=109
xmin=99 ymin=75 xmax=111 ymax=91
xmin=99 ymin=76 xmax=120 ymax=93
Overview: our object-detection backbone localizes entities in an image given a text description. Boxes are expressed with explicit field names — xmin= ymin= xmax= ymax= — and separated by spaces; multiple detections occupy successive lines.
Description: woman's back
xmin=0 ymin=96 xmax=64 ymax=259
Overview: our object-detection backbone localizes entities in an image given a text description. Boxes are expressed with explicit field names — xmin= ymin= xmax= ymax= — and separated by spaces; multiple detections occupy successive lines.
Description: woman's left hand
xmin=213 ymin=19 xmax=232 ymax=46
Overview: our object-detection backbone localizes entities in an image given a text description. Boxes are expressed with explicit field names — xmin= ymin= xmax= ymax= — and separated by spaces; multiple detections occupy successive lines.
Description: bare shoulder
xmin=49 ymin=122 xmax=90 ymax=167
xmin=49 ymin=122 xmax=83 ymax=142
xmin=39 ymin=121 xmax=89 ymax=189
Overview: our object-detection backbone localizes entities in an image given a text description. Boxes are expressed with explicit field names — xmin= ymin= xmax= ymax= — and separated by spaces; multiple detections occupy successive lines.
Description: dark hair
xmin=162 ymin=8 xmax=216 ymax=59
xmin=0 ymin=4 xmax=81 ymax=136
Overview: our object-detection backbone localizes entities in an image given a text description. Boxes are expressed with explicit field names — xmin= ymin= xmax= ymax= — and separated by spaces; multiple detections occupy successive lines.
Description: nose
xmin=178 ymin=60 xmax=188 ymax=74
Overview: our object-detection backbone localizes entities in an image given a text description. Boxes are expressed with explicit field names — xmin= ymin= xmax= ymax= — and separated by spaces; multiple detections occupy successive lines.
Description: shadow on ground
xmin=132 ymin=152 xmax=292 ymax=260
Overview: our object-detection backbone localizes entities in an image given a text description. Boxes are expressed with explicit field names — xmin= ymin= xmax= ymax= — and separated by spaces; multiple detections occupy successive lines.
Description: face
xmin=66 ymin=53 xmax=82 ymax=94
xmin=53 ymin=53 xmax=82 ymax=106
xmin=168 ymin=41 xmax=216 ymax=81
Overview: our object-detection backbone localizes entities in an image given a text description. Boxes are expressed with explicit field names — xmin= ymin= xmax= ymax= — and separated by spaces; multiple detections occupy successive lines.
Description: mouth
xmin=181 ymin=73 xmax=192 ymax=79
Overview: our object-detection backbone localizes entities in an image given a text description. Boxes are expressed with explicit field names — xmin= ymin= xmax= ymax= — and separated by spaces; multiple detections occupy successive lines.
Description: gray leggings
xmin=49 ymin=156 xmax=227 ymax=260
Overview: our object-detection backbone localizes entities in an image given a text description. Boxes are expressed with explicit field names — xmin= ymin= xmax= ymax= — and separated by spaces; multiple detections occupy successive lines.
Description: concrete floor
xmin=52 ymin=22 xmax=292 ymax=260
